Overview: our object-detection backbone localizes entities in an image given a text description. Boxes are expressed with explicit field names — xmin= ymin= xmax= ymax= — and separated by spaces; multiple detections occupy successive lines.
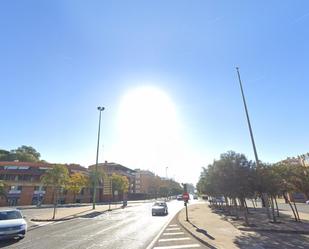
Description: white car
xmin=306 ymin=200 xmax=309 ymax=205
xmin=152 ymin=201 xmax=168 ymax=216
xmin=0 ymin=209 xmax=27 ymax=240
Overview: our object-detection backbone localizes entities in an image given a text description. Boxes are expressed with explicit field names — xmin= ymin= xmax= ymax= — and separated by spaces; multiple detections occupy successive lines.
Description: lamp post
xmin=93 ymin=106 xmax=105 ymax=210
xmin=236 ymin=68 xmax=271 ymax=219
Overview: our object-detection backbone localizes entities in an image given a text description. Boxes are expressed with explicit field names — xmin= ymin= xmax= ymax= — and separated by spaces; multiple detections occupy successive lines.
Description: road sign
xmin=183 ymin=192 xmax=189 ymax=201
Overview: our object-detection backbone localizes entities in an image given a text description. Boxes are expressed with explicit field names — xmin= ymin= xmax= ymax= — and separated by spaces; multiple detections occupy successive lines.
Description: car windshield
xmin=0 ymin=211 xmax=22 ymax=220
xmin=154 ymin=203 xmax=165 ymax=207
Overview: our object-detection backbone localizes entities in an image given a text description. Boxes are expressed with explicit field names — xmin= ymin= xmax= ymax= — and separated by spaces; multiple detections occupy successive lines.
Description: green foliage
xmin=66 ymin=172 xmax=87 ymax=196
xmin=0 ymin=180 xmax=7 ymax=200
xmin=0 ymin=146 xmax=41 ymax=162
xmin=198 ymin=151 xmax=309 ymax=201
xmin=111 ymin=173 xmax=129 ymax=194
xmin=88 ymin=168 xmax=107 ymax=188
xmin=197 ymin=151 xmax=255 ymax=200
xmin=41 ymin=164 xmax=69 ymax=189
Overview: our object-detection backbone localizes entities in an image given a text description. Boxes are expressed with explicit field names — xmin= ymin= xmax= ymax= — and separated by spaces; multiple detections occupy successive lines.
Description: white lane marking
xmin=153 ymin=244 xmax=201 ymax=249
xmin=159 ymin=237 xmax=190 ymax=242
xmin=166 ymin=227 xmax=180 ymax=231
xmin=168 ymin=224 xmax=178 ymax=227
xmin=145 ymin=215 xmax=178 ymax=249
xmin=163 ymin=232 xmax=185 ymax=236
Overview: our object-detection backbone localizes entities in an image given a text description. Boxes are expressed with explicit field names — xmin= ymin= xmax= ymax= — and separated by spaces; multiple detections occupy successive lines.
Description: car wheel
xmin=152 ymin=213 xmax=155 ymax=216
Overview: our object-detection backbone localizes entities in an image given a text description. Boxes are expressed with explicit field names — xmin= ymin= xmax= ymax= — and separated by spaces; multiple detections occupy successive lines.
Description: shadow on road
xmin=79 ymin=210 xmax=109 ymax=218
xmin=0 ymin=238 xmax=22 ymax=247
xmin=234 ymin=231 xmax=309 ymax=249
xmin=187 ymin=220 xmax=215 ymax=240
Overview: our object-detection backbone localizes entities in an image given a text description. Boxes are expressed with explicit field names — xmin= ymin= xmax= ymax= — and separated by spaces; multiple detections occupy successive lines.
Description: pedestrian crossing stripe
xmin=163 ymin=232 xmax=185 ymax=235
xmin=159 ymin=237 xmax=191 ymax=242
xmin=153 ymin=244 xmax=201 ymax=249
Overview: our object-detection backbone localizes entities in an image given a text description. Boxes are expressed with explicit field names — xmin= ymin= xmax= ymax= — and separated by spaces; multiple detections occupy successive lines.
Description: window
xmin=0 ymin=210 xmax=22 ymax=220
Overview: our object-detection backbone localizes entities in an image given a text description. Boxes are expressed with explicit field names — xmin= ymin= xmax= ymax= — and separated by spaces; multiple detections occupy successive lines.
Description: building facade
xmin=88 ymin=161 xmax=136 ymax=201
xmin=134 ymin=169 xmax=155 ymax=195
xmin=0 ymin=161 xmax=92 ymax=206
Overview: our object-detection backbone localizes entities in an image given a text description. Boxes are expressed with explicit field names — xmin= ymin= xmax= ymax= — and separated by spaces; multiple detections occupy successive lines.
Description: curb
xmin=238 ymin=227 xmax=309 ymax=235
xmin=31 ymin=217 xmax=74 ymax=222
xmin=177 ymin=209 xmax=217 ymax=249
xmin=30 ymin=205 xmax=130 ymax=222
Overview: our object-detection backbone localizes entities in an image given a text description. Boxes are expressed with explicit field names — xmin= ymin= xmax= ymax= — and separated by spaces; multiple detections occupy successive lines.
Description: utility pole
xmin=236 ymin=67 xmax=259 ymax=166
xmin=236 ymin=68 xmax=270 ymax=219
xmin=165 ymin=166 xmax=168 ymax=179
xmin=93 ymin=106 xmax=105 ymax=210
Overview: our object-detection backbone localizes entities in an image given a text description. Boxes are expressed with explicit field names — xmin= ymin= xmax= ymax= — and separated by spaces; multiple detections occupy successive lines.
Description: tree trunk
xmin=262 ymin=193 xmax=271 ymax=220
xmin=270 ymin=196 xmax=277 ymax=223
xmin=251 ymin=199 xmax=256 ymax=210
xmin=224 ymin=196 xmax=230 ymax=214
xmin=293 ymin=201 xmax=300 ymax=221
xmin=274 ymin=196 xmax=279 ymax=217
xmin=233 ymin=198 xmax=239 ymax=219
xmin=283 ymin=192 xmax=298 ymax=222
xmin=244 ymin=199 xmax=249 ymax=214
xmin=240 ymin=198 xmax=249 ymax=226
xmin=52 ymin=188 xmax=57 ymax=220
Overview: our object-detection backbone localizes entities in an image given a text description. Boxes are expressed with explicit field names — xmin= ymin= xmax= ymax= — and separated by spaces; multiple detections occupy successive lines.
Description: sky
xmin=1 ymin=1 xmax=309 ymax=184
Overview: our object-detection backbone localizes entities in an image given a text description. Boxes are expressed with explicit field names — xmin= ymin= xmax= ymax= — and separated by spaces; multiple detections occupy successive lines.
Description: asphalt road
xmin=0 ymin=200 xmax=190 ymax=249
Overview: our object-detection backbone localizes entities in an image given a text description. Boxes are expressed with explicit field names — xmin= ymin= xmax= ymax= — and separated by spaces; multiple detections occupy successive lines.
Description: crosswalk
xmin=152 ymin=222 xmax=204 ymax=249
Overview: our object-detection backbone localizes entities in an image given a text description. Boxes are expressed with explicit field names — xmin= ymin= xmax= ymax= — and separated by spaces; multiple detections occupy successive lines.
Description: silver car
xmin=0 ymin=210 xmax=27 ymax=240
xmin=152 ymin=201 xmax=168 ymax=216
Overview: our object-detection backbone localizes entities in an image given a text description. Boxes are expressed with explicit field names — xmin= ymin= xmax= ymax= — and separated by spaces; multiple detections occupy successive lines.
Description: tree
xmin=0 ymin=180 xmax=7 ymax=201
xmin=41 ymin=165 xmax=69 ymax=219
xmin=0 ymin=150 xmax=11 ymax=161
xmin=197 ymin=151 xmax=255 ymax=225
xmin=66 ymin=173 xmax=87 ymax=203
xmin=111 ymin=173 xmax=129 ymax=200
xmin=13 ymin=145 xmax=41 ymax=162
xmin=0 ymin=146 xmax=42 ymax=162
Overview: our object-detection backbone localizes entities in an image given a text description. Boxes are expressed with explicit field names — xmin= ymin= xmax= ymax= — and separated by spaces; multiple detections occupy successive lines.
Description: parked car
xmin=193 ymin=194 xmax=198 ymax=200
xmin=177 ymin=195 xmax=183 ymax=200
xmin=0 ymin=209 xmax=27 ymax=240
xmin=306 ymin=200 xmax=309 ymax=205
xmin=152 ymin=201 xmax=168 ymax=216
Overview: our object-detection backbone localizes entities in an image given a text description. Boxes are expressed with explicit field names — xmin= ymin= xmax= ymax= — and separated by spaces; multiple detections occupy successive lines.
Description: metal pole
xmin=236 ymin=68 xmax=271 ymax=219
xmin=185 ymin=202 xmax=189 ymax=221
xmin=93 ymin=107 xmax=105 ymax=210
xmin=236 ymin=67 xmax=260 ymax=166
xmin=109 ymin=178 xmax=112 ymax=211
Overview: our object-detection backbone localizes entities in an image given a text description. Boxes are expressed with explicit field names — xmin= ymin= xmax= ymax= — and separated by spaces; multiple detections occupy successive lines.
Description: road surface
xmin=0 ymin=200 xmax=193 ymax=249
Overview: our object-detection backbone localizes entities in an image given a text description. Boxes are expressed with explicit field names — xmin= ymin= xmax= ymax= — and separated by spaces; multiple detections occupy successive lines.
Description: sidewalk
xmin=178 ymin=203 xmax=309 ymax=249
xmin=178 ymin=203 xmax=242 ymax=249
xmin=31 ymin=203 xmax=128 ymax=221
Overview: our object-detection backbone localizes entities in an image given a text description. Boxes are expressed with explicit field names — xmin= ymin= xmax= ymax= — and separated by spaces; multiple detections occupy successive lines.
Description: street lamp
xmin=93 ymin=106 xmax=105 ymax=210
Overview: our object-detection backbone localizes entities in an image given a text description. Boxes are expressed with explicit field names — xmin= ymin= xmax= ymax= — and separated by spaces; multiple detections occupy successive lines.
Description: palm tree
xmin=41 ymin=165 xmax=69 ymax=219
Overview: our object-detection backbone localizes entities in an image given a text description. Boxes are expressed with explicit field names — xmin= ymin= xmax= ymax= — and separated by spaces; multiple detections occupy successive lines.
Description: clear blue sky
xmin=1 ymin=1 xmax=309 ymax=183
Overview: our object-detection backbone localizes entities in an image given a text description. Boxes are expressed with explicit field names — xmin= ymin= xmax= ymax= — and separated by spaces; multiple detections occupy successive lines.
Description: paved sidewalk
xmin=30 ymin=203 xmax=128 ymax=221
xmin=178 ymin=203 xmax=309 ymax=249
xmin=178 ymin=203 xmax=242 ymax=249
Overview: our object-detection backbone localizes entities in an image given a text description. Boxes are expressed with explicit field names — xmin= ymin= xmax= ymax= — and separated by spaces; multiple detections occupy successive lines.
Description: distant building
xmin=134 ymin=169 xmax=155 ymax=195
xmin=88 ymin=161 xmax=136 ymax=201
xmin=0 ymin=161 xmax=91 ymax=206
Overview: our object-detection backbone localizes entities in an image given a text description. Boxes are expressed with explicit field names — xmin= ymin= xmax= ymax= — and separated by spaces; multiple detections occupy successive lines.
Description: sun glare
xmin=113 ymin=86 xmax=181 ymax=168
